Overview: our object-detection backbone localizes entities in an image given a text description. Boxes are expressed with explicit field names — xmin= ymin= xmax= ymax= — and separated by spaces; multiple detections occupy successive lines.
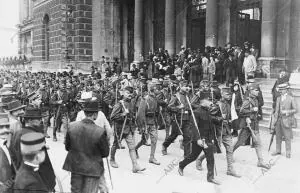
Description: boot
xmin=110 ymin=159 xmax=119 ymax=168
xmin=149 ymin=139 xmax=159 ymax=164
xmin=227 ymin=169 xmax=241 ymax=178
xmin=129 ymin=150 xmax=146 ymax=173
xmin=207 ymin=178 xmax=221 ymax=185
xmin=149 ymin=158 xmax=160 ymax=165
xmin=271 ymin=152 xmax=281 ymax=156
xmin=257 ymin=162 xmax=270 ymax=169
xmin=162 ymin=145 xmax=167 ymax=156
xmin=196 ymin=155 xmax=204 ymax=171
xmin=135 ymin=148 xmax=139 ymax=159
xmin=178 ymin=167 xmax=184 ymax=176
xmin=110 ymin=146 xmax=119 ymax=168
xmin=53 ymin=135 xmax=57 ymax=142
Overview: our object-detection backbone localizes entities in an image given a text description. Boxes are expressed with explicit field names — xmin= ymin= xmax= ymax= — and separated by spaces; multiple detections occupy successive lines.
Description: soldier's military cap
xmin=248 ymin=83 xmax=259 ymax=90
xmin=247 ymin=79 xmax=255 ymax=83
xmin=221 ymin=87 xmax=232 ymax=94
xmin=124 ymin=86 xmax=134 ymax=93
xmin=277 ymin=83 xmax=290 ymax=90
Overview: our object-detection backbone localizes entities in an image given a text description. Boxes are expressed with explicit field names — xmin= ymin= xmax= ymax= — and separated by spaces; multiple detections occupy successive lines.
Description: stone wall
xmin=32 ymin=0 xmax=93 ymax=65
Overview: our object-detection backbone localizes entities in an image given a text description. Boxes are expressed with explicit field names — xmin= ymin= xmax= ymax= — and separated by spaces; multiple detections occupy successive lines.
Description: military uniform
xmin=135 ymin=86 xmax=161 ymax=165
xmin=50 ymin=84 xmax=70 ymax=141
xmin=233 ymin=83 xmax=270 ymax=169
xmin=110 ymin=87 xmax=145 ymax=173
xmin=162 ymin=88 xmax=191 ymax=158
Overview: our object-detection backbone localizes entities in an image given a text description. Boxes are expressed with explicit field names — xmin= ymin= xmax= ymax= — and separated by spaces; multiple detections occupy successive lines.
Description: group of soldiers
xmin=0 ymin=67 xmax=296 ymax=192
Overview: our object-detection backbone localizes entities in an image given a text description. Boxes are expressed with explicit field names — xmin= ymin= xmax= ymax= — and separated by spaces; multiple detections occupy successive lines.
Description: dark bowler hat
xmin=21 ymin=107 xmax=45 ymax=119
xmin=6 ymin=100 xmax=26 ymax=112
xmin=20 ymin=132 xmax=46 ymax=155
xmin=83 ymin=101 xmax=99 ymax=112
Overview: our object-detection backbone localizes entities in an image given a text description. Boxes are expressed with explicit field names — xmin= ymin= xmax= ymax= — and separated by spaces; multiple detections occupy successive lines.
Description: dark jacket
xmin=13 ymin=163 xmax=48 ymax=193
xmin=0 ymin=145 xmax=15 ymax=193
xmin=190 ymin=107 xmax=214 ymax=142
xmin=63 ymin=118 xmax=109 ymax=177
xmin=10 ymin=125 xmax=56 ymax=191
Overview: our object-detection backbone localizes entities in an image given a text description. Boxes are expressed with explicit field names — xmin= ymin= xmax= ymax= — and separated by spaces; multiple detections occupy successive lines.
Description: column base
xmin=258 ymin=57 xmax=288 ymax=79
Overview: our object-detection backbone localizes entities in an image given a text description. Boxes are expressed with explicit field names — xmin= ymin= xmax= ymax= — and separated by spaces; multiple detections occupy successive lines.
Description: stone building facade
xmin=18 ymin=0 xmax=300 ymax=75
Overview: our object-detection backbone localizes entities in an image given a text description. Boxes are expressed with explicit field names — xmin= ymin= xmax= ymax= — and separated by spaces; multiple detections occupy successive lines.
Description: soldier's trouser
xmin=53 ymin=112 xmax=68 ymax=137
xmin=233 ymin=128 xmax=264 ymax=163
xmin=136 ymin=125 xmax=158 ymax=159
xmin=163 ymin=120 xmax=191 ymax=157
xmin=71 ymin=173 xmax=100 ymax=193
xmin=42 ymin=111 xmax=49 ymax=135
xmin=275 ymin=119 xmax=292 ymax=155
xmin=110 ymin=132 xmax=139 ymax=167
xmin=179 ymin=141 xmax=215 ymax=181
xmin=197 ymin=134 xmax=235 ymax=172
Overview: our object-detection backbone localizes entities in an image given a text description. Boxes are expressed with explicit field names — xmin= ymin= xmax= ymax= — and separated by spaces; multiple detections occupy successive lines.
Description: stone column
xmin=165 ymin=0 xmax=176 ymax=56
xmin=24 ymin=0 xmax=29 ymax=19
xmin=134 ymin=0 xmax=144 ymax=62
xmin=205 ymin=0 xmax=218 ymax=47
xmin=258 ymin=0 xmax=277 ymax=78
xmin=288 ymin=0 xmax=300 ymax=71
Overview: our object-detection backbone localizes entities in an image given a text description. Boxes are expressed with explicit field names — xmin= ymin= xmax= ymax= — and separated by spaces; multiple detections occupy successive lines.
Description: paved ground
xmin=46 ymin=127 xmax=300 ymax=193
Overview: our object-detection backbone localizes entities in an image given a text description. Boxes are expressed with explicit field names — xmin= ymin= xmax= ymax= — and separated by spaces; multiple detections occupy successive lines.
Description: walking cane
xmin=106 ymin=158 xmax=114 ymax=190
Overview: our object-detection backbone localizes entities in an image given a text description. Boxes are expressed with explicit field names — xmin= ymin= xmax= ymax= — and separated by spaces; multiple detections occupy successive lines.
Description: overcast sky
xmin=0 ymin=0 xmax=19 ymax=58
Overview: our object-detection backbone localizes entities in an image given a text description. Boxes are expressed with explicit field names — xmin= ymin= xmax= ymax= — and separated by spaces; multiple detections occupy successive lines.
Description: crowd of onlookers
xmin=124 ymin=42 xmax=260 ymax=86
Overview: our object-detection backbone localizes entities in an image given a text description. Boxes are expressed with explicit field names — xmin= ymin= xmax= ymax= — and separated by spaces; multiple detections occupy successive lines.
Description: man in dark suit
xmin=13 ymin=132 xmax=48 ymax=193
xmin=223 ymin=52 xmax=236 ymax=86
xmin=10 ymin=107 xmax=56 ymax=192
xmin=63 ymin=101 xmax=110 ymax=193
xmin=0 ymin=113 xmax=15 ymax=193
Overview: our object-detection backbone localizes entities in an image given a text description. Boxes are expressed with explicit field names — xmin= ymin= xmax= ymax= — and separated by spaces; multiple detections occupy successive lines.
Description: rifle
xmin=186 ymin=95 xmax=208 ymax=149
xmin=246 ymin=121 xmax=258 ymax=144
xmin=119 ymin=100 xmax=128 ymax=143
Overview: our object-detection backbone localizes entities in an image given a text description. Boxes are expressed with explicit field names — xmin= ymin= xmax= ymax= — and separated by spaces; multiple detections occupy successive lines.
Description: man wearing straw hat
xmin=63 ymin=100 xmax=109 ymax=193
xmin=271 ymin=83 xmax=297 ymax=158
xmin=13 ymin=132 xmax=48 ymax=193
xmin=0 ymin=113 xmax=15 ymax=193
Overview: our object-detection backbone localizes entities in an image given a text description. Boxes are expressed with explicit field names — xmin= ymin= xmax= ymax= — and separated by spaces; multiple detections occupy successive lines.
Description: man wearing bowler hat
xmin=13 ymin=132 xmax=48 ymax=193
xmin=13 ymin=107 xmax=56 ymax=192
xmin=63 ymin=101 xmax=109 ymax=193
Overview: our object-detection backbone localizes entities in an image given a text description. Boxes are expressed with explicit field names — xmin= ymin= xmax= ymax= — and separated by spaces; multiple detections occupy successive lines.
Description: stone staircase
xmin=256 ymin=78 xmax=300 ymax=138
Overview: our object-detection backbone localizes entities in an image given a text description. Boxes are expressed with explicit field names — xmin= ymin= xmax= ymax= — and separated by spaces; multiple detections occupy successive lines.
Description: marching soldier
xmin=271 ymin=83 xmax=297 ymax=158
xmin=135 ymin=80 xmax=162 ymax=165
xmin=162 ymin=80 xmax=192 ymax=158
xmin=110 ymin=86 xmax=146 ymax=173
xmin=233 ymin=83 xmax=270 ymax=169
xmin=196 ymin=87 xmax=241 ymax=177
xmin=39 ymin=80 xmax=51 ymax=138
xmin=178 ymin=92 xmax=220 ymax=185
xmin=50 ymin=81 xmax=70 ymax=142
